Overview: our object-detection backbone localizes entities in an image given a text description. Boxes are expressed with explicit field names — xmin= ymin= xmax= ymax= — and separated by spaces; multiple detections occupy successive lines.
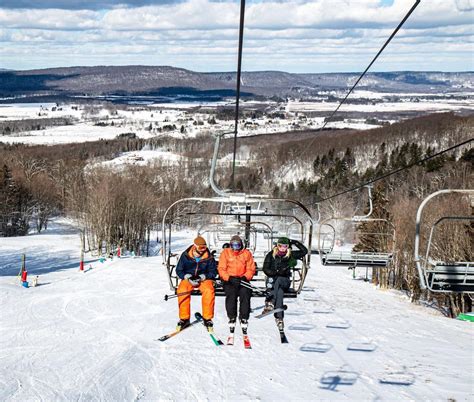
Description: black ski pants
xmin=223 ymin=281 xmax=252 ymax=320
xmin=268 ymin=276 xmax=291 ymax=319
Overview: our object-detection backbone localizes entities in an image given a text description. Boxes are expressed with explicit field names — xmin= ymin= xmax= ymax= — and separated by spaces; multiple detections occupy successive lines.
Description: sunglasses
xmin=277 ymin=243 xmax=289 ymax=249
xmin=195 ymin=244 xmax=207 ymax=251
xmin=230 ymin=241 xmax=242 ymax=250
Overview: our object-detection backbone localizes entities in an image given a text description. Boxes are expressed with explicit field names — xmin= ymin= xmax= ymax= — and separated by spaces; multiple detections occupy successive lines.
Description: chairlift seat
xmin=425 ymin=261 xmax=474 ymax=292
xmin=322 ymin=251 xmax=392 ymax=267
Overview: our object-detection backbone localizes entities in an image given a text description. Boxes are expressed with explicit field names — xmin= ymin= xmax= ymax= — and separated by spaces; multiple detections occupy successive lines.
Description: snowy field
xmin=1 ymin=92 xmax=473 ymax=146
xmin=1 ymin=219 xmax=472 ymax=401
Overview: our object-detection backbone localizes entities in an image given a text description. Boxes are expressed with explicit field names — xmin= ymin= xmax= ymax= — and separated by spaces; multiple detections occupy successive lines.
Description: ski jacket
xmin=217 ymin=248 xmax=256 ymax=282
xmin=176 ymin=245 xmax=217 ymax=280
xmin=263 ymin=239 xmax=308 ymax=278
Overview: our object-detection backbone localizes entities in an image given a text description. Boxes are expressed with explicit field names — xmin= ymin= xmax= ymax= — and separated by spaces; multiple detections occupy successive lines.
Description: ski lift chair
xmin=192 ymin=211 xmax=308 ymax=297
xmin=313 ymin=222 xmax=336 ymax=255
xmin=161 ymin=131 xmax=313 ymax=298
xmin=316 ymin=185 xmax=395 ymax=279
xmin=317 ymin=217 xmax=395 ymax=268
xmin=415 ymin=189 xmax=474 ymax=293
xmin=162 ymin=196 xmax=313 ymax=298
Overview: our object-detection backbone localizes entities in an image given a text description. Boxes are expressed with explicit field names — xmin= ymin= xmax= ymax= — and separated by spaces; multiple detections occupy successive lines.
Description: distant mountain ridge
xmin=0 ymin=65 xmax=472 ymax=100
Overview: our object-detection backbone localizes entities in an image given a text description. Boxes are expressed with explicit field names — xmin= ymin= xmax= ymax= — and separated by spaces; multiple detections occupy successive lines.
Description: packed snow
xmin=1 ymin=218 xmax=472 ymax=401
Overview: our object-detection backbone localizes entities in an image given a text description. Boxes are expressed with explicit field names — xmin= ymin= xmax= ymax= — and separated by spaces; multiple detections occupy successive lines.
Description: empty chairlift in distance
xmin=415 ymin=189 xmax=474 ymax=293
xmin=316 ymin=186 xmax=395 ymax=278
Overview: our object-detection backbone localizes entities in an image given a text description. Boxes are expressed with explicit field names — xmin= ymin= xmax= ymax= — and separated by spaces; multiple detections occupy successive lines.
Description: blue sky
xmin=0 ymin=0 xmax=472 ymax=73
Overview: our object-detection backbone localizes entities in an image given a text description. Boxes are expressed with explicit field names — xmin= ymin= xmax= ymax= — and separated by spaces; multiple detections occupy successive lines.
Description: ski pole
xmin=239 ymin=280 xmax=271 ymax=297
xmin=164 ymin=289 xmax=194 ymax=301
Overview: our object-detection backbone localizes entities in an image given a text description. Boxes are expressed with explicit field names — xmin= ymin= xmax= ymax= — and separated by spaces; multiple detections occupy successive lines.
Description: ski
xmin=240 ymin=321 xmax=252 ymax=349
xmin=226 ymin=335 xmax=234 ymax=346
xmin=279 ymin=330 xmax=289 ymax=344
xmin=195 ymin=312 xmax=224 ymax=346
xmin=209 ymin=332 xmax=224 ymax=346
xmin=156 ymin=318 xmax=200 ymax=342
xmin=254 ymin=305 xmax=288 ymax=319
xmin=243 ymin=334 xmax=252 ymax=349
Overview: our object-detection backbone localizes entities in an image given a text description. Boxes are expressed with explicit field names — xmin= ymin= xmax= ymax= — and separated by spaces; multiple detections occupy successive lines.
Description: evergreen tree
xmin=343 ymin=147 xmax=355 ymax=170
xmin=0 ymin=164 xmax=31 ymax=236
xmin=424 ymin=147 xmax=445 ymax=172
xmin=312 ymin=155 xmax=320 ymax=174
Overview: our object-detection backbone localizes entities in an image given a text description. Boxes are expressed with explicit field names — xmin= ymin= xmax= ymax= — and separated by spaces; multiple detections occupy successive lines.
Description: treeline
xmin=0 ymin=133 xmax=213 ymax=253
xmin=0 ymin=117 xmax=74 ymax=135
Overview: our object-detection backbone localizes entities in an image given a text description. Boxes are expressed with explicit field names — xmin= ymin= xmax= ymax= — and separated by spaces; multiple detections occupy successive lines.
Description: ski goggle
xmin=230 ymin=241 xmax=242 ymax=250
xmin=277 ymin=243 xmax=289 ymax=249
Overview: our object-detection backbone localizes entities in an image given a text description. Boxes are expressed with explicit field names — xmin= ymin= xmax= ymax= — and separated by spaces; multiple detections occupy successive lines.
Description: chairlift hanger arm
xmin=352 ymin=185 xmax=373 ymax=221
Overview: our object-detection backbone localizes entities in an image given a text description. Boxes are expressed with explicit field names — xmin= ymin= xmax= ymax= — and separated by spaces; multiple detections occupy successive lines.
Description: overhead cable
xmin=278 ymin=0 xmax=421 ymax=180
xmin=315 ymin=137 xmax=473 ymax=203
xmin=319 ymin=0 xmax=421 ymax=132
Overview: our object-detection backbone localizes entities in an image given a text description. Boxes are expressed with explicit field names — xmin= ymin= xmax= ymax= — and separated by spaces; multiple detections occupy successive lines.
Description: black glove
xmin=229 ymin=276 xmax=242 ymax=285
xmin=240 ymin=276 xmax=249 ymax=283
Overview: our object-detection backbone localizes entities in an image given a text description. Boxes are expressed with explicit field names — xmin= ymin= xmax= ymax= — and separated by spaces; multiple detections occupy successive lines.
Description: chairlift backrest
xmin=316 ymin=214 xmax=395 ymax=268
xmin=414 ymin=189 xmax=474 ymax=293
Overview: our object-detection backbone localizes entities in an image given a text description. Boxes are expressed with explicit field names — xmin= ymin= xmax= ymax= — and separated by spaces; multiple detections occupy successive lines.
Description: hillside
xmin=1 ymin=66 xmax=473 ymax=100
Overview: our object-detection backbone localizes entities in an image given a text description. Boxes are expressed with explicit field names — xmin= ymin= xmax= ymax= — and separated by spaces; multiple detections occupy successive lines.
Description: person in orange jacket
xmin=217 ymin=235 xmax=256 ymax=334
xmin=176 ymin=236 xmax=217 ymax=331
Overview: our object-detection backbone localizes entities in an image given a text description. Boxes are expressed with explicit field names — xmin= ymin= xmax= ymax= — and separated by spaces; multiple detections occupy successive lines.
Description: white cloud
xmin=0 ymin=0 xmax=472 ymax=72
xmin=0 ymin=8 xmax=99 ymax=30
xmin=455 ymin=0 xmax=474 ymax=12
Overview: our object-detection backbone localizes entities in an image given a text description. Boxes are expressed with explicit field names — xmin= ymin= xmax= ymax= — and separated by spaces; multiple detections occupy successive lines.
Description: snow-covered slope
xmin=0 ymin=220 xmax=472 ymax=400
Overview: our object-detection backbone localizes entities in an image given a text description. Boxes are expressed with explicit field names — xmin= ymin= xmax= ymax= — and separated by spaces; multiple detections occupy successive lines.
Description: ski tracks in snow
xmin=299 ymin=266 xmax=455 ymax=400
xmin=60 ymin=290 xmax=162 ymax=400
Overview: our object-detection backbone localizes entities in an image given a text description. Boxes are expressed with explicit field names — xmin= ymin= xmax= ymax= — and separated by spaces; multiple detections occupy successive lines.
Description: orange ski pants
xmin=178 ymin=279 xmax=215 ymax=320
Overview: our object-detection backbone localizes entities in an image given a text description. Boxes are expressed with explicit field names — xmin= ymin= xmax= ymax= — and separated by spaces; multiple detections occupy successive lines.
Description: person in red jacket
xmin=217 ymin=235 xmax=256 ymax=334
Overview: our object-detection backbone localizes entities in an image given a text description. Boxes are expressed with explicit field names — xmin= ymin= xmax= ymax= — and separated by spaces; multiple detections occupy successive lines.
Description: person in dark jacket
xmin=263 ymin=237 xmax=308 ymax=330
xmin=176 ymin=236 xmax=217 ymax=330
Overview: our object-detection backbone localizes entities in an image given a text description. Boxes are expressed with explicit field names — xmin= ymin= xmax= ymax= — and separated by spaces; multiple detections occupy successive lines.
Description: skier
xmin=217 ymin=235 xmax=256 ymax=334
xmin=263 ymin=237 xmax=308 ymax=330
xmin=176 ymin=236 xmax=217 ymax=331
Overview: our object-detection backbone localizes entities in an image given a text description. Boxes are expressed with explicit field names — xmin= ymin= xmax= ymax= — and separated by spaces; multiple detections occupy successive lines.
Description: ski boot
xmin=203 ymin=319 xmax=214 ymax=332
xmin=240 ymin=318 xmax=249 ymax=335
xmin=228 ymin=317 xmax=236 ymax=334
xmin=176 ymin=318 xmax=190 ymax=331
xmin=275 ymin=318 xmax=284 ymax=331
xmin=262 ymin=300 xmax=274 ymax=314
